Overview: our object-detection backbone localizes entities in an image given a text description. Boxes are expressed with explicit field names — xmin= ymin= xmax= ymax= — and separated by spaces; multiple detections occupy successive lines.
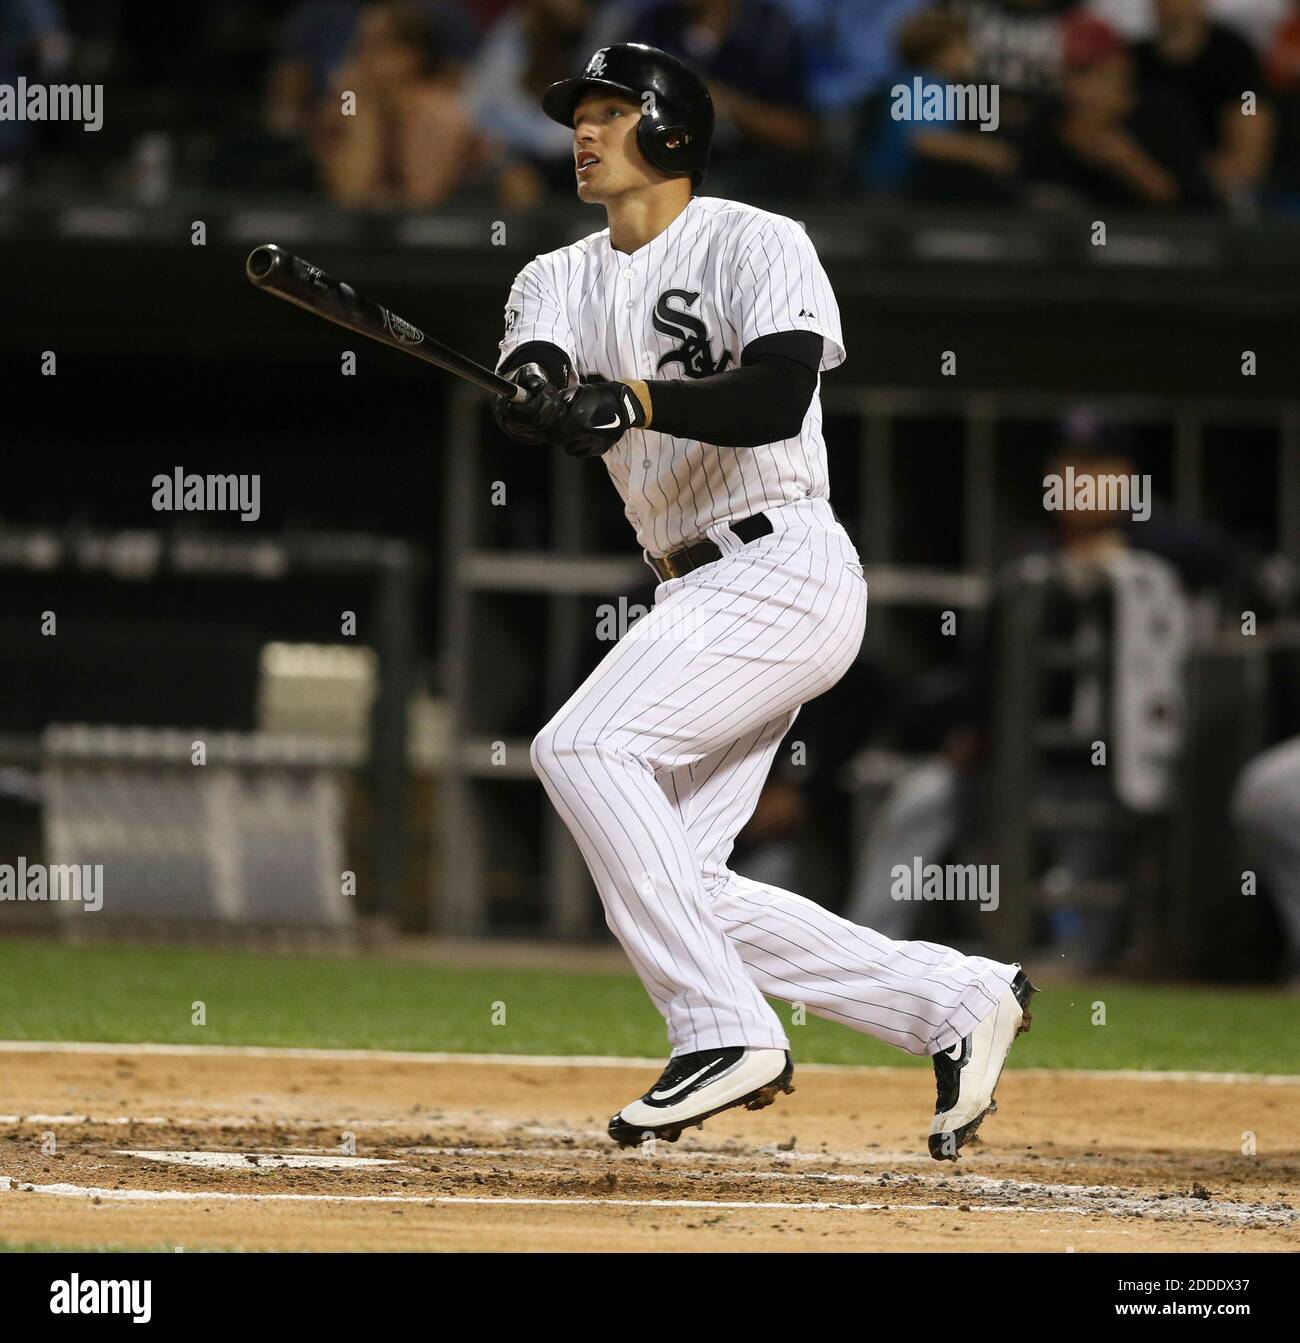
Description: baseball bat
xmin=245 ymin=243 xmax=525 ymax=402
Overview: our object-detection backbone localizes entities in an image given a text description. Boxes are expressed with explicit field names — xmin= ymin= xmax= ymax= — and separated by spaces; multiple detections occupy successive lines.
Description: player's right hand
xmin=491 ymin=363 xmax=565 ymax=445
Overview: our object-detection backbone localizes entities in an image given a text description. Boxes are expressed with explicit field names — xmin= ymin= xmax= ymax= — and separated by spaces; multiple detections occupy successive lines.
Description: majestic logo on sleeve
xmin=652 ymin=290 xmax=733 ymax=378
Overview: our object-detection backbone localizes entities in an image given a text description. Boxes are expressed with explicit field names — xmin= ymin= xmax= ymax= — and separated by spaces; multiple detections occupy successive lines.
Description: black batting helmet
xmin=542 ymin=43 xmax=714 ymax=189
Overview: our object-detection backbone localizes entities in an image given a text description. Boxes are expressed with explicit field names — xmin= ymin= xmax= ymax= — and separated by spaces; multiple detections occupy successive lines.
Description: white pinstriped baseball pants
xmin=530 ymin=498 xmax=1018 ymax=1058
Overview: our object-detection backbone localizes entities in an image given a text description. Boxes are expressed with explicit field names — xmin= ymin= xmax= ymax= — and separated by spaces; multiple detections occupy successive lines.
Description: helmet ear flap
xmin=639 ymin=120 xmax=692 ymax=175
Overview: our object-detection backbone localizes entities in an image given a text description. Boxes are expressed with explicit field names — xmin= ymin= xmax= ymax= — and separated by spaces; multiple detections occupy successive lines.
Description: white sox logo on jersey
xmin=652 ymin=290 xmax=732 ymax=378
xmin=496 ymin=195 xmax=846 ymax=554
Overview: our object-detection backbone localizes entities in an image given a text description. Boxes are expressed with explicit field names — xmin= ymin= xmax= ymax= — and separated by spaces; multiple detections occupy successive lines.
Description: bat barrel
xmin=245 ymin=242 xmax=524 ymax=401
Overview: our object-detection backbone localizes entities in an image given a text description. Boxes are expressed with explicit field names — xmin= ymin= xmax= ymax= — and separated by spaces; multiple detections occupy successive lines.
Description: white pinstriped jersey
xmin=496 ymin=195 xmax=845 ymax=557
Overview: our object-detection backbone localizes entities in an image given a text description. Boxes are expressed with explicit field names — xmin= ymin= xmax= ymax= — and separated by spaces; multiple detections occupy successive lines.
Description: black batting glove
xmin=550 ymin=381 xmax=647 ymax=459
xmin=491 ymin=363 xmax=566 ymax=445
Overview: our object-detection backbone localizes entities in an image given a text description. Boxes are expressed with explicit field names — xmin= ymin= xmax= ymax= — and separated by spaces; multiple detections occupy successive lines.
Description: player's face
xmin=572 ymin=92 xmax=661 ymax=202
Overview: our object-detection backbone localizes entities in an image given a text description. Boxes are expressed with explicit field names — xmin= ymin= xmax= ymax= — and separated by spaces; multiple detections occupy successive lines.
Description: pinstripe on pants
xmin=530 ymin=498 xmax=1019 ymax=1057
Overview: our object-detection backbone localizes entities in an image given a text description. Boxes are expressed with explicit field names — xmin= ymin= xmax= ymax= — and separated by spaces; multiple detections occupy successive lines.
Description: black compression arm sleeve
xmin=643 ymin=331 xmax=823 ymax=448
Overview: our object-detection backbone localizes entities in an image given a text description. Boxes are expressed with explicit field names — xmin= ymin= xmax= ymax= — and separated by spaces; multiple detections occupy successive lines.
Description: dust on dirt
xmin=0 ymin=1048 xmax=1296 ymax=1252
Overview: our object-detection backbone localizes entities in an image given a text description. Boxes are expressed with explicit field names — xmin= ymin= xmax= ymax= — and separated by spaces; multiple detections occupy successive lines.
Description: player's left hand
xmin=548 ymin=380 xmax=647 ymax=458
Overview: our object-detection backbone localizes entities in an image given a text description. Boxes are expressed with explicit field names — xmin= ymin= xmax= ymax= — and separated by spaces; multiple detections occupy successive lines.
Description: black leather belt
xmin=648 ymin=512 xmax=774 ymax=582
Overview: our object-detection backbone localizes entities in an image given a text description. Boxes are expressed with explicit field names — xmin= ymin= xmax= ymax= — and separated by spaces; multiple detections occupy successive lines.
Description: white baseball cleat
xmin=608 ymin=1046 xmax=794 ymax=1147
xmin=928 ymin=968 xmax=1036 ymax=1161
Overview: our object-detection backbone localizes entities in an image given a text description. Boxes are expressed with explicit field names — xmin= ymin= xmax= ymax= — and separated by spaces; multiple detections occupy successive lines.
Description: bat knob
xmin=246 ymin=244 xmax=282 ymax=282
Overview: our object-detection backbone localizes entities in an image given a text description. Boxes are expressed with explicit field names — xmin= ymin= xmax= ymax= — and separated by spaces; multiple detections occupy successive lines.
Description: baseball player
xmin=492 ymin=43 xmax=1035 ymax=1159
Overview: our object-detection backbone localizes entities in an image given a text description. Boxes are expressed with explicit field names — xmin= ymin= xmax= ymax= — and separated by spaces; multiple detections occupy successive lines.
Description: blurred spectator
xmin=1211 ymin=0 xmax=1291 ymax=48
xmin=1264 ymin=0 xmax=1300 ymax=204
xmin=0 ymin=0 xmax=69 ymax=192
xmin=948 ymin=0 xmax=1091 ymax=142
xmin=1265 ymin=0 xmax=1300 ymax=85
xmin=627 ymin=0 xmax=820 ymax=197
xmin=1133 ymin=0 xmax=1275 ymax=206
xmin=1232 ymin=735 xmax=1300 ymax=985
xmin=265 ymin=0 xmax=364 ymax=138
xmin=862 ymin=7 xmax=1022 ymax=201
xmin=463 ymin=0 xmax=597 ymax=208
xmin=1090 ymin=0 xmax=1290 ymax=52
xmin=1087 ymin=0 xmax=1160 ymax=40
xmin=468 ymin=0 xmax=521 ymax=31
xmin=1022 ymin=14 xmax=1218 ymax=207
xmin=779 ymin=0 xmax=930 ymax=116
xmin=316 ymin=1 xmax=486 ymax=207
xmin=266 ymin=0 xmax=478 ymax=138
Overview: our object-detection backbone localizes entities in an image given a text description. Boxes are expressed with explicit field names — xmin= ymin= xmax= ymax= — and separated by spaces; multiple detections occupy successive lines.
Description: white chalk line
xmin=409 ymin=1143 xmax=938 ymax=1166
xmin=115 ymin=1151 xmax=401 ymax=1170
xmin=0 ymin=1176 xmax=1290 ymax=1226
xmin=3 ymin=1133 xmax=1294 ymax=1229
xmin=1 ymin=1115 xmax=176 ymax=1126
xmin=8 ymin=1127 xmax=1290 ymax=1219
xmin=399 ymin=1143 xmax=1262 ymax=1189
xmin=0 ymin=1114 xmax=460 ymax=1129
xmin=0 ymin=1115 xmax=931 ymax=1161
xmin=293 ymin=1147 xmax=1300 ymax=1227
xmin=1 ymin=1040 xmax=1295 ymax=1086
xmin=0 ymin=1177 xmax=1062 ymax=1215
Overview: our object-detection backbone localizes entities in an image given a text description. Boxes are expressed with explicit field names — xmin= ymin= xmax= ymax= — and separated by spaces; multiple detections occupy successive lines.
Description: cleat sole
xmin=608 ymin=1058 xmax=795 ymax=1148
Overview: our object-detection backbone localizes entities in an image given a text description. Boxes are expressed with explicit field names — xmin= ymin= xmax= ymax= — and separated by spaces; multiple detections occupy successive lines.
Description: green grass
xmin=0 ymin=1241 xmax=209 ymax=1253
xmin=0 ymin=939 xmax=1294 ymax=1073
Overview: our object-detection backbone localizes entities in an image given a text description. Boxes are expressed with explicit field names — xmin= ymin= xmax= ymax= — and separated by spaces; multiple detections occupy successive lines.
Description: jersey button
xmin=623 ymin=267 xmax=635 ymax=278
xmin=626 ymin=300 xmax=634 ymax=309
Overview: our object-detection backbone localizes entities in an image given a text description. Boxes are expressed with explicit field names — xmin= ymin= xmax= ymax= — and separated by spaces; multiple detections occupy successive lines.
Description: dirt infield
xmin=1 ymin=1045 xmax=1296 ymax=1252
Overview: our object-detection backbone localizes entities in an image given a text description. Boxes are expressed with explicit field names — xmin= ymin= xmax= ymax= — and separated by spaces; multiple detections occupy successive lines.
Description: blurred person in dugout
xmin=1230 ymin=548 xmax=1300 ymax=987
xmin=1233 ymin=734 xmax=1300 ymax=987
xmin=844 ymin=414 xmax=1242 ymax=970
xmin=315 ymin=1 xmax=487 ymax=207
